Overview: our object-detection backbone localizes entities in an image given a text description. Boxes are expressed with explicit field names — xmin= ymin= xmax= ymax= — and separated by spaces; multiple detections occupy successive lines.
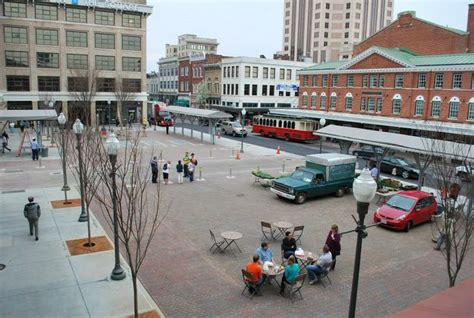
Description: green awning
xmin=175 ymin=100 xmax=189 ymax=107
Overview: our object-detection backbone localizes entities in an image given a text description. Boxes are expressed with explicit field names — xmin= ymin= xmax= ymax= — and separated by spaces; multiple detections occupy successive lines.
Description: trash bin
xmin=41 ymin=147 xmax=49 ymax=157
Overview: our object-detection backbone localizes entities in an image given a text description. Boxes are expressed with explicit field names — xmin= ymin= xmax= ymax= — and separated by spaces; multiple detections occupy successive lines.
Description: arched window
xmin=468 ymin=97 xmax=474 ymax=121
xmin=311 ymin=92 xmax=317 ymax=108
xmin=283 ymin=121 xmax=287 ymax=128
xmin=273 ymin=119 xmax=277 ymax=127
xmin=448 ymin=97 xmax=460 ymax=119
xmin=320 ymin=92 xmax=327 ymax=110
xmin=392 ymin=94 xmax=402 ymax=114
xmin=278 ymin=120 xmax=282 ymax=127
xmin=431 ymin=96 xmax=441 ymax=118
xmin=302 ymin=92 xmax=308 ymax=107
xmin=414 ymin=95 xmax=425 ymax=116
xmin=330 ymin=92 xmax=337 ymax=109
xmin=291 ymin=121 xmax=295 ymax=129
xmin=345 ymin=92 xmax=353 ymax=111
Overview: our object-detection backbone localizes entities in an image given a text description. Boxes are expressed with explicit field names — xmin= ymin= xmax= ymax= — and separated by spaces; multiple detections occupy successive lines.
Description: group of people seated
xmin=244 ymin=224 xmax=341 ymax=295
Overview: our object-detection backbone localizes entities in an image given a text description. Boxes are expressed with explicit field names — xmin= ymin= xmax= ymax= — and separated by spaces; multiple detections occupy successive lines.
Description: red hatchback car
xmin=373 ymin=191 xmax=437 ymax=232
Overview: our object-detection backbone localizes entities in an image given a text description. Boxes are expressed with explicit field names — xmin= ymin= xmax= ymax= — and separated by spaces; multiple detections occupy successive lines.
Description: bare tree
xmin=94 ymin=131 xmax=168 ymax=317
xmin=114 ymin=77 xmax=138 ymax=128
xmin=194 ymin=82 xmax=210 ymax=109
xmin=68 ymin=69 xmax=99 ymax=127
xmin=422 ymin=131 xmax=473 ymax=287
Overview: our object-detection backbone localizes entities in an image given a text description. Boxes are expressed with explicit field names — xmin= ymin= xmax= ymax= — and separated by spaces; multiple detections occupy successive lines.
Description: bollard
xmin=282 ymin=160 xmax=286 ymax=174
xmin=226 ymin=167 xmax=235 ymax=179
xmin=199 ymin=167 xmax=202 ymax=180
xmin=159 ymin=150 xmax=163 ymax=162
xmin=209 ymin=149 xmax=213 ymax=158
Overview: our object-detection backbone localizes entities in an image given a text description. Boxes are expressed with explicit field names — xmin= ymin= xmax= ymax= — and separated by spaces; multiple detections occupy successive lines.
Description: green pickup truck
xmin=270 ymin=153 xmax=356 ymax=204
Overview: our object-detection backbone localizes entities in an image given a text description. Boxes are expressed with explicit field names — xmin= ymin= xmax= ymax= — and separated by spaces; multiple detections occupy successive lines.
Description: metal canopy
xmin=166 ymin=106 xmax=232 ymax=119
xmin=316 ymin=125 xmax=474 ymax=160
xmin=0 ymin=110 xmax=57 ymax=121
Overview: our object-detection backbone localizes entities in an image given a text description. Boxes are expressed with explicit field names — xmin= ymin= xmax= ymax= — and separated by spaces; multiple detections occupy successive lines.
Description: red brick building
xmin=353 ymin=6 xmax=474 ymax=56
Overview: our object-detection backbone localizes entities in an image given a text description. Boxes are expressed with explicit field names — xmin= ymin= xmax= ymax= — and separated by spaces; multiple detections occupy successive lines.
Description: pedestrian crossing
xmin=140 ymin=139 xmax=198 ymax=148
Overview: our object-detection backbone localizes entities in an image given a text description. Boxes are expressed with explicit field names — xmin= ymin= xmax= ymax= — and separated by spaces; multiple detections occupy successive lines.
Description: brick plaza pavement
xmin=1 ymin=127 xmax=472 ymax=317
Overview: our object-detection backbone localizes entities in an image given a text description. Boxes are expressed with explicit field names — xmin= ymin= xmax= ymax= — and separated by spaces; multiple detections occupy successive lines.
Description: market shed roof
xmin=0 ymin=110 xmax=57 ymax=121
xmin=165 ymin=106 xmax=232 ymax=119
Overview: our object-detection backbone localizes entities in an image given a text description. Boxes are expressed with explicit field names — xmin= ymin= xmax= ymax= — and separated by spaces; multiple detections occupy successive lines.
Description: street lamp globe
xmin=320 ymin=118 xmax=326 ymax=127
xmin=58 ymin=113 xmax=66 ymax=125
xmin=353 ymin=168 xmax=377 ymax=203
xmin=72 ymin=119 xmax=84 ymax=135
xmin=107 ymin=99 xmax=111 ymax=105
xmin=241 ymin=108 xmax=246 ymax=116
xmin=106 ymin=132 xmax=120 ymax=156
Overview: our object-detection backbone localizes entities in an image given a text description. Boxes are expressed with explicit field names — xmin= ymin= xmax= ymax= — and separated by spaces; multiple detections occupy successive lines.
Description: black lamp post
xmin=58 ymin=113 xmax=70 ymax=204
xmin=240 ymin=108 xmax=246 ymax=153
xmin=73 ymin=119 xmax=87 ymax=223
xmin=106 ymin=132 xmax=126 ymax=281
xmin=348 ymin=169 xmax=377 ymax=318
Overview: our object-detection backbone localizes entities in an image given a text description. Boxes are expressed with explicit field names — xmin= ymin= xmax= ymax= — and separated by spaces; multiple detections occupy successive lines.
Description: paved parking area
xmin=1 ymin=128 xmax=472 ymax=317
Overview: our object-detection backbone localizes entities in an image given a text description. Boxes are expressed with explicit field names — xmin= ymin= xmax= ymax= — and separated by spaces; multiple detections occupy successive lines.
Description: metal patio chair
xmin=209 ymin=229 xmax=225 ymax=254
xmin=261 ymin=221 xmax=276 ymax=241
xmin=285 ymin=273 xmax=307 ymax=303
xmin=292 ymin=225 xmax=304 ymax=245
xmin=318 ymin=261 xmax=334 ymax=288
xmin=241 ymin=269 xmax=261 ymax=299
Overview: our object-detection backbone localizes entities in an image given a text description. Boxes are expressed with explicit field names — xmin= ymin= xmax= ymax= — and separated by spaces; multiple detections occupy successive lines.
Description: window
xmin=360 ymin=97 xmax=366 ymax=111
xmin=244 ymin=84 xmax=250 ymax=95
xmin=345 ymin=96 xmax=352 ymax=111
xmin=236 ymin=66 xmax=239 ymax=77
xmin=37 ymin=52 xmax=59 ymax=68
xmin=269 ymin=85 xmax=275 ymax=96
xmin=245 ymin=66 xmax=250 ymax=78
xmin=38 ymin=76 xmax=60 ymax=91
xmin=330 ymin=95 xmax=336 ymax=109
xmin=345 ymin=22 xmax=350 ymax=28
xmin=252 ymin=66 xmax=258 ymax=78
xmin=320 ymin=95 xmax=327 ymax=110
xmin=95 ymin=33 xmax=115 ymax=49
xmin=326 ymin=3 xmax=330 ymax=9
xmin=325 ymin=13 xmax=330 ymax=19
xmin=471 ymin=73 xmax=474 ymax=89
xmin=263 ymin=67 xmax=268 ymax=79
xmin=122 ymin=35 xmax=141 ymax=50
xmin=95 ymin=10 xmax=115 ymax=25
xmin=66 ymin=8 xmax=87 ymax=23
xmin=468 ymin=102 xmax=474 ymax=120
xmin=35 ymin=4 xmax=57 ymax=20
xmin=36 ymin=29 xmax=58 ymax=45
xmin=97 ymin=78 xmax=115 ymax=92
xmin=223 ymin=84 xmax=226 ymax=95
xmin=367 ymin=98 xmax=375 ymax=112
xmin=448 ymin=101 xmax=459 ymax=119
xmin=417 ymin=73 xmax=426 ymax=88
xmin=324 ymin=32 xmax=329 ymax=38
xmin=270 ymin=68 xmax=276 ymax=79
xmin=6 ymin=76 xmax=29 ymax=91
xmin=68 ymin=77 xmax=88 ymax=91
xmin=414 ymin=99 xmax=424 ymax=116
xmin=344 ymin=32 xmax=349 ymax=38
xmin=67 ymin=54 xmax=88 ymax=69
xmin=431 ymin=100 xmax=441 ymax=117
xmin=379 ymin=75 xmax=385 ymax=87
xmin=347 ymin=75 xmax=354 ymax=87
xmin=287 ymin=69 xmax=292 ymax=80
xmin=5 ymin=51 xmax=28 ymax=67
xmin=452 ymin=73 xmax=462 ymax=89
xmin=122 ymin=79 xmax=141 ymax=92
xmin=262 ymin=85 xmax=267 ymax=96
xmin=312 ymin=75 xmax=318 ymax=86
xmin=376 ymin=98 xmax=383 ymax=113
xmin=332 ymin=75 xmax=338 ymax=87
xmin=4 ymin=26 xmax=27 ymax=44
xmin=311 ymin=95 xmax=317 ymax=108
xmin=369 ymin=75 xmax=378 ymax=88
xmin=324 ymin=22 xmax=329 ymax=28
xmin=303 ymin=95 xmax=308 ymax=107
xmin=280 ymin=68 xmax=285 ymax=80
xmin=395 ymin=74 xmax=403 ymax=88
xmin=303 ymin=76 xmax=308 ymax=86
xmin=362 ymin=75 xmax=369 ymax=87
xmin=4 ymin=1 xmax=27 ymax=18
xmin=95 ymin=55 xmax=115 ymax=70
xmin=66 ymin=31 xmax=87 ymax=47
xmin=392 ymin=98 xmax=401 ymax=114
xmin=434 ymin=73 xmax=443 ymax=89
xmin=322 ymin=75 xmax=328 ymax=87
xmin=346 ymin=3 xmax=351 ymax=9
xmin=122 ymin=13 xmax=141 ymax=28
xmin=252 ymin=84 xmax=257 ymax=96
xmin=346 ymin=12 xmax=350 ymax=18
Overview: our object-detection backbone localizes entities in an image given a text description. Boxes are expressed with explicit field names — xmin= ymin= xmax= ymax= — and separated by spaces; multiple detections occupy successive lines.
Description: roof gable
xmin=340 ymin=47 xmax=414 ymax=70
xmin=347 ymin=53 xmax=408 ymax=69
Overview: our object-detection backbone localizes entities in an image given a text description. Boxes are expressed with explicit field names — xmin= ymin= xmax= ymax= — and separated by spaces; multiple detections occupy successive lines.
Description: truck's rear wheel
xmin=295 ymin=193 xmax=306 ymax=204
xmin=335 ymin=188 xmax=345 ymax=197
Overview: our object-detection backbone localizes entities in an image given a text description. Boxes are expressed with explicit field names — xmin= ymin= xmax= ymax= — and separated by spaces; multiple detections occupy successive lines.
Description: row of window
xmin=160 ymin=81 xmax=178 ymax=90
xmin=301 ymin=93 xmax=474 ymax=120
xmin=302 ymin=72 xmax=474 ymax=89
xmin=159 ymin=67 xmax=178 ymax=77
xmin=3 ymin=2 xmax=141 ymax=28
xmin=221 ymin=83 xmax=298 ymax=97
xmin=5 ymin=51 xmax=141 ymax=71
xmin=5 ymin=76 xmax=141 ymax=92
xmin=3 ymin=26 xmax=142 ymax=51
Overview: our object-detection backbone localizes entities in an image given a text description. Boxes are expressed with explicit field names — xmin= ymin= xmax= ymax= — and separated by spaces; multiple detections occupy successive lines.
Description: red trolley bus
xmin=251 ymin=114 xmax=319 ymax=141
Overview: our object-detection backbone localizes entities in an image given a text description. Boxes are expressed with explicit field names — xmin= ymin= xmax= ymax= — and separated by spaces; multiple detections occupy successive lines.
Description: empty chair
xmin=241 ymin=269 xmax=262 ymax=299
xmin=209 ymin=229 xmax=225 ymax=254
xmin=261 ymin=221 xmax=276 ymax=241
xmin=284 ymin=273 xmax=307 ymax=303
xmin=292 ymin=225 xmax=304 ymax=245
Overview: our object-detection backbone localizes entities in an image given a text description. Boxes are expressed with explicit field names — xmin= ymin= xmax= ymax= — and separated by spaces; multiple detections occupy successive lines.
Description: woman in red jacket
xmin=325 ymin=224 xmax=341 ymax=270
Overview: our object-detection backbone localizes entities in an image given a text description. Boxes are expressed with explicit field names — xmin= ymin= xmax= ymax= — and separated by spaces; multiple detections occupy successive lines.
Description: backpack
xmin=163 ymin=163 xmax=168 ymax=171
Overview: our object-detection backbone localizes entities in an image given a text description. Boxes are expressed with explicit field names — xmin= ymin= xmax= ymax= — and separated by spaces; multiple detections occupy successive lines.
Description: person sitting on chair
xmin=256 ymin=242 xmax=274 ymax=264
xmin=281 ymin=231 xmax=297 ymax=260
xmin=306 ymin=245 xmax=332 ymax=285
xmin=280 ymin=255 xmax=299 ymax=295
xmin=245 ymin=255 xmax=264 ymax=294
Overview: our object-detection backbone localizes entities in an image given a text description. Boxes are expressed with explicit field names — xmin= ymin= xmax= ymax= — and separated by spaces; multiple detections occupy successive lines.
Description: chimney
xmin=397 ymin=11 xmax=416 ymax=28
xmin=468 ymin=4 xmax=474 ymax=52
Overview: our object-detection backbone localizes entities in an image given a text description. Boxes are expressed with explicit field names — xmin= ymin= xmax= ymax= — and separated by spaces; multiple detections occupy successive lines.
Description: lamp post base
xmin=61 ymin=185 xmax=70 ymax=192
xmin=78 ymin=212 xmax=88 ymax=222
xmin=111 ymin=266 xmax=126 ymax=281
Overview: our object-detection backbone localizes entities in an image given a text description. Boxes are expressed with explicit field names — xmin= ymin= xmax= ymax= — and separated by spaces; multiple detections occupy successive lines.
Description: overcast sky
xmin=146 ymin=0 xmax=472 ymax=71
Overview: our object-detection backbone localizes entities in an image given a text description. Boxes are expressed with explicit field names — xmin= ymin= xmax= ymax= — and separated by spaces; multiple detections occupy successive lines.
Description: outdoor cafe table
xmin=263 ymin=264 xmax=285 ymax=287
xmin=295 ymin=251 xmax=316 ymax=267
xmin=272 ymin=221 xmax=293 ymax=240
xmin=220 ymin=231 xmax=243 ymax=254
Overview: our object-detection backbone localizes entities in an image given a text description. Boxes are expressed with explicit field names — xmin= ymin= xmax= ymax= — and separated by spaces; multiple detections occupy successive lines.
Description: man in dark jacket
xmin=150 ymin=156 xmax=158 ymax=183
xmin=281 ymin=231 xmax=297 ymax=259
xmin=24 ymin=196 xmax=41 ymax=241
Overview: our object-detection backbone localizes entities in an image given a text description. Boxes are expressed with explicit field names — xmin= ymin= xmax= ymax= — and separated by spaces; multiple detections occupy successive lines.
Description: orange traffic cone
xmin=276 ymin=146 xmax=281 ymax=155
xmin=235 ymin=151 xmax=240 ymax=160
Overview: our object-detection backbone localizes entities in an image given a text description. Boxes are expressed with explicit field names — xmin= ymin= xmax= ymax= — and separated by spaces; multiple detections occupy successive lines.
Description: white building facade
xmin=157 ymin=56 xmax=178 ymax=104
xmin=220 ymin=57 xmax=309 ymax=109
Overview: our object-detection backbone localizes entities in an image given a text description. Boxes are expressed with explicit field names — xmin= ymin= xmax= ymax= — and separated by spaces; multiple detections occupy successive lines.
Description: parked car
xmin=379 ymin=156 xmax=420 ymax=179
xmin=221 ymin=121 xmax=247 ymax=137
xmin=373 ymin=191 xmax=437 ymax=232
xmin=352 ymin=146 xmax=384 ymax=159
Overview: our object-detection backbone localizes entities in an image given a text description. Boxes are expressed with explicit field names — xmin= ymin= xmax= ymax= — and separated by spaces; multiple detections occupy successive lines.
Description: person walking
xmin=31 ymin=138 xmax=39 ymax=161
xmin=188 ymin=161 xmax=195 ymax=182
xmin=2 ymin=131 xmax=11 ymax=153
xmin=150 ymin=156 xmax=158 ymax=183
xmin=163 ymin=160 xmax=170 ymax=185
xmin=183 ymin=152 xmax=190 ymax=178
xmin=325 ymin=224 xmax=341 ymax=270
xmin=23 ymin=196 xmax=41 ymax=241
xmin=176 ymin=160 xmax=184 ymax=184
